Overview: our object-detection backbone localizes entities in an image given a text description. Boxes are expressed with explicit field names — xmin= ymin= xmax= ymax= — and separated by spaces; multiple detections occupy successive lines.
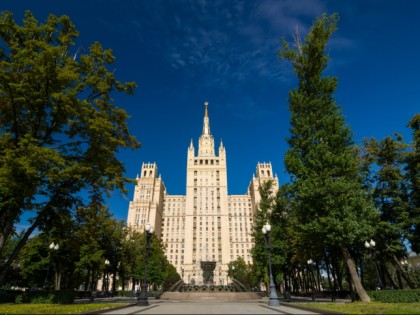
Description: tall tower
xmin=127 ymin=101 xmax=279 ymax=288
xmin=126 ymin=163 xmax=165 ymax=237
xmin=248 ymin=162 xmax=279 ymax=214
xmin=183 ymin=102 xmax=229 ymax=285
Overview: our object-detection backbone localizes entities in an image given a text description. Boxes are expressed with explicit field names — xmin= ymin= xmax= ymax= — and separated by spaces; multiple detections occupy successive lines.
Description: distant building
xmin=126 ymin=102 xmax=278 ymax=285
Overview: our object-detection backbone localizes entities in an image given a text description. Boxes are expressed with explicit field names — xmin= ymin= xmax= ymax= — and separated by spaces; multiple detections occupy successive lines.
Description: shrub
xmin=14 ymin=294 xmax=23 ymax=304
xmin=0 ymin=290 xmax=22 ymax=303
xmin=51 ymin=289 xmax=75 ymax=304
xmin=369 ymin=289 xmax=420 ymax=303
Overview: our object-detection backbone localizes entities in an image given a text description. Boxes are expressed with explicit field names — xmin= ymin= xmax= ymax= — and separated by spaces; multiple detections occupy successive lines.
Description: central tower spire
xmin=198 ymin=101 xmax=215 ymax=156
xmin=202 ymin=101 xmax=211 ymax=135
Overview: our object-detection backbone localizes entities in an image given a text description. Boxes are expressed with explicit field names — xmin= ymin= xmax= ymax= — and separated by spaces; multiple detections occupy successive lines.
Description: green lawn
xmin=0 ymin=303 xmax=130 ymax=314
xmin=291 ymin=302 xmax=420 ymax=314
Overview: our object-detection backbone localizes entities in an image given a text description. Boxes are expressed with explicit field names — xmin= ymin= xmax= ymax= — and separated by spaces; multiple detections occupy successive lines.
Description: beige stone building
xmin=126 ymin=102 xmax=278 ymax=285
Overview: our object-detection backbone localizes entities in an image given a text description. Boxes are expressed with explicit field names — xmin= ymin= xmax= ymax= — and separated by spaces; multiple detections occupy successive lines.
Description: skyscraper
xmin=127 ymin=102 xmax=278 ymax=285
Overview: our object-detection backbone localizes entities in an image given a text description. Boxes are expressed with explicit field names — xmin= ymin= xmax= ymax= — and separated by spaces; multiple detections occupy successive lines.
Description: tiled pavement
xmin=98 ymin=299 xmax=324 ymax=314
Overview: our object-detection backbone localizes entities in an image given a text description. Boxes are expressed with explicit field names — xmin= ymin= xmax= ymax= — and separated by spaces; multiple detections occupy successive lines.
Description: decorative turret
xmin=188 ymin=138 xmax=195 ymax=159
xmin=141 ymin=162 xmax=158 ymax=178
xmin=218 ymin=138 xmax=225 ymax=158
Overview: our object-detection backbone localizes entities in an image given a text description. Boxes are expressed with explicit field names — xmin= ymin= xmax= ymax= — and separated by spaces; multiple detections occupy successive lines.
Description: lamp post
xmin=104 ymin=259 xmax=110 ymax=296
xmin=364 ymin=239 xmax=383 ymax=289
xmin=262 ymin=223 xmax=281 ymax=306
xmin=231 ymin=265 xmax=235 ymax=283
xmin=137 ymin=223 xmax=154 ymax=306
xmin=43 ymin=242 xmax=59 ymax=290
xmin=307 ymin=259 xmax=316 ymax=301
xmin=307 ymin=259 xmax=313 ymax=290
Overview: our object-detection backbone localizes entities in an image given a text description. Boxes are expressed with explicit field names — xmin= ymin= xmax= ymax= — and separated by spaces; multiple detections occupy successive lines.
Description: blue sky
xmin=4 ymin=0 xmax=419 ymax=223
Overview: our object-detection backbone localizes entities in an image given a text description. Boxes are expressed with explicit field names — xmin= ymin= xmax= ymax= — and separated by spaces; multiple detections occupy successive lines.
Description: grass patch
xmin=0 ymin=303 xmax=129 ymax=314
xmin=291 ymin=302 xmax=420 ymax=314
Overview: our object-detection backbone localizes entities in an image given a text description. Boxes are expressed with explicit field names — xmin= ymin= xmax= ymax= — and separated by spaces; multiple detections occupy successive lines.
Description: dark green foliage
xmin=0 ymin=10 xmax=139 ymax=283
xmin=369 ymin=289 xmax=420 ymax=303
xmin=10 ymin=289 xmax=75 ymax=304
xmin=406 ymin=114 xmax=420 ymax=253
xmin=250 ymin=180 xmax=289 ymax=290
xmin=363 ymin=134 xmax=409 ymax=257
xmin=227 ymin=257 xmax=253 ymax=290
xmin=51 ymin=289 xmax=75 ymax=304
xmin=279 ymin=13 xmax=377 ymax=249
xmin=278 ymin=13 xmax=377 ymax=302
xmin=161 ymin=264 xmax=181 ymax=292
xmin=0 ymin=289 xmax=21 ymax=303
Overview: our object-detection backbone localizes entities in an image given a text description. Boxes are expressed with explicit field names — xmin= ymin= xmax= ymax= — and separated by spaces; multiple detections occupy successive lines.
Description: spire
xmin=202 ymin=101 xmax=211 ymax=135
xmin=198 ymin=101 xmax=215 ymax=157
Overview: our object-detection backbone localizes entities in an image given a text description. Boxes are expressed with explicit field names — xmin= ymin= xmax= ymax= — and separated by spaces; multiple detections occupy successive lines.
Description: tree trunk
xmin=112 ymin=270 xmax=117 ymax=294
xmin=102 ymin=272 xmax=106 ymax=291
xmin=315 ymin=263 xmax=322 ymax=291
xmin=391 ymin=255 xmax=416 ymax=289
xmin=85 ymin=269 xmax=91 ymax=291
xmin=383 ymin=263 xmax=399 ymax=289
xmin=325 ymin=261 xmax=333 ymax=291
xmin=297 ymin=267 xmax=304 ymax=292
xmin=0 ymin=220 xmax=14 ymax=255
xmin=378 ymin=261 xmax=387 ymax=288
xmin=341 ymin=246 xmax=370 ymax=302
xmin=331 ymin=254 xmax=342 ymax=291
xmin=325 ymin=253 xmax=334 ymax=291
xmin=0 ymin=216 xmax=42 ymax=284
xmin=396 ymin=269 xmax=403 ymax=289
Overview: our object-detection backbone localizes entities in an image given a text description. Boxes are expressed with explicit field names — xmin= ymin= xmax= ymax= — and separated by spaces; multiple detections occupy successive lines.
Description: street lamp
xmin=262 ymin=222 xmax=281 ymax=306
xmin=364 ymin=239 xmax=383 ymax=289
xmin=307 ymin=259 xmax=316 ymax=301
xmin=104 ymin=259 xmax=110 ymax=296
xmin=43 ymin=242 xmax=59 ymax=290
xmin=137 ymin=223 xmax=154 ymax=306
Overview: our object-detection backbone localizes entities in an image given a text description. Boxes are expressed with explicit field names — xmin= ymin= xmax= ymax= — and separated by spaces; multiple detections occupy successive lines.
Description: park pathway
xmin=99 ymin=299 xmax=322 ymax=314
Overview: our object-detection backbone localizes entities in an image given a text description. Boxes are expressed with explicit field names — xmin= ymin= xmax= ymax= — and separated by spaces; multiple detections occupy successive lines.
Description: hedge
xmin=0 ymin=289 xmax=76 ymax=304
xmin=369 ymin=289 xmax=420 ymax=303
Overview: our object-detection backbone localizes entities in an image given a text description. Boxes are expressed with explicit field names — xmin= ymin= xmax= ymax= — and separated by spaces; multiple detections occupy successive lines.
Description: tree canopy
xmin=0 ymin=10 xmax=140 ymax=284
xmin=278 ymin=13 xmax=378 ymax=302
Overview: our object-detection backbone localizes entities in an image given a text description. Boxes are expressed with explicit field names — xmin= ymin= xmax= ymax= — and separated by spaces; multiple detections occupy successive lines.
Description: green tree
xmin=227 ymin=257 xmax=253 ymax=290
xmin=406 ymin=114 xmax=420 ymax=253
xmin=0 ymin=10 xmax=139 ymax=284
xmin=251 ymin=180 xmax=288 ymax=292
xmin=17 ymin=235 xmax=49 ymax=288
xmin=363 ymin=134 xmax=416 ymax=288
xmin=161 ymin=263 xmax=181 ymax=292
xmin=278 ymin=13 xmax=378 ymax=302
xmin=119 ymin=228 xmax=142 ymax=291
xmin=132 ymin=230 xmax=174 ymax=291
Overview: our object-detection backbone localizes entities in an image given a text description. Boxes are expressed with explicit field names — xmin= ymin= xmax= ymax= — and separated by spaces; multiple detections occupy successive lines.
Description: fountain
xmin=200 ymin=260 xmax=216 ymax=285
xmin=161 ymin=276 xmax=259 ymax=300
xmin=161 ymin=248 xmax=259 ymax=300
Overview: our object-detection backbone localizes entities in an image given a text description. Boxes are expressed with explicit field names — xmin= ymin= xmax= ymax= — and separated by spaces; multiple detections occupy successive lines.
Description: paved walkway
xmin=99 ymin=299 xmax=322 ymax=314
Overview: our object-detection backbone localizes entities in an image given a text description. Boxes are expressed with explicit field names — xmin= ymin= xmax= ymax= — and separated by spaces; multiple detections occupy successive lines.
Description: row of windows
xmin=228 ymin=202 xmax=251 ymax=207
xmin=193 ymin=159 xmax=220 ymax=165
xmin=193 ymin=170 xmax=220 ymax=176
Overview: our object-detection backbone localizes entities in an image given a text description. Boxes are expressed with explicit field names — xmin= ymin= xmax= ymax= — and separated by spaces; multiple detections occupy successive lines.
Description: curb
xmin=285 ymin=303 xmax=346 ymax=315
xmin=80 ymin=302 xmax=136 ymax=314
